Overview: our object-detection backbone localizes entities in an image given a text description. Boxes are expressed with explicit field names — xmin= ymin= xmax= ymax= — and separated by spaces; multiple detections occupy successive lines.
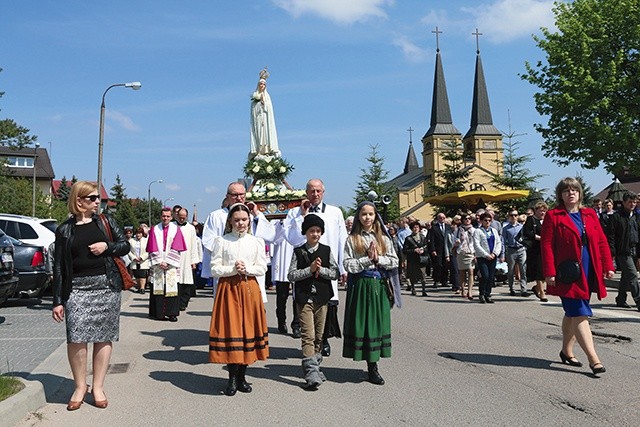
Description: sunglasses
xmin=82 ymin=195 xmax=100 ymax=202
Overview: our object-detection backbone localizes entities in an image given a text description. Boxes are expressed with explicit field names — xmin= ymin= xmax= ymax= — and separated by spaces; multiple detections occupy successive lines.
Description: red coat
xmin=541 ymin=206 xmax=613 ymax=300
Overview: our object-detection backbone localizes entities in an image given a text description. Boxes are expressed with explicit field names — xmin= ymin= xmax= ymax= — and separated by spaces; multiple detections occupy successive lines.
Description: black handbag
xmin=556 ymin=260 xmax=581 ymax=284
xmin=419 ymin=255 xmax=431 ymax=266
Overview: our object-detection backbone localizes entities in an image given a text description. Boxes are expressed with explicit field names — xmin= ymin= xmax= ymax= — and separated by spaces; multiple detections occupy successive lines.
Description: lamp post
xmin=163 ymin=197 xmax=174 ymax=207
xmin=32 ymin=142 xmax=40 ymax=217
xmin=97 ymin=81 xmax=142 ymax=212
xmin=148 ymin=179 xmax=163 ymax=226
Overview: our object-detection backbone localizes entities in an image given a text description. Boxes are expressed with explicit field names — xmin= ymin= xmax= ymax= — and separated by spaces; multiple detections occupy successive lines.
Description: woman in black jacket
xmin=402 ymin=221 xmax=429 ymax=296
xmin=52 ymin=181 xmax=130 ymax=411
xmin=523 ymin=201 xmax=548 ymax=302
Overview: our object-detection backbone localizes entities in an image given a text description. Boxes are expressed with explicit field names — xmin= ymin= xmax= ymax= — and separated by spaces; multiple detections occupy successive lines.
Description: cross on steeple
xmin=472 ymin=28 xmax=483 ymax=54
xmin=407 ymin=126 xmax=414 ymax=143
xmin=432 ymin=26 xmax=443 ymax=52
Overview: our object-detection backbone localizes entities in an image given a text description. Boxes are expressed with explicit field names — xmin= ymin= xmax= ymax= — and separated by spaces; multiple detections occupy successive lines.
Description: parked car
xmin=0 ymin=229 xmax=19 ymax=305
xmin=5 ymin=234 xmax=51 ymax=298
xmin=0 ymin=214 xmax=57 ymax=248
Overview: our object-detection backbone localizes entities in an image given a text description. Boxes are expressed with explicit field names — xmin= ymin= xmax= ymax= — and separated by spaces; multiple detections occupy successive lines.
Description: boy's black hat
xmin=302 ymin=214 xmax=324 ymax=234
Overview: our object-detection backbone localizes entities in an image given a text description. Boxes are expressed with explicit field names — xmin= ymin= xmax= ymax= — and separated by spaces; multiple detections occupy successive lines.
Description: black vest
xmin=293 ymin=243 xmax=334 ymax=305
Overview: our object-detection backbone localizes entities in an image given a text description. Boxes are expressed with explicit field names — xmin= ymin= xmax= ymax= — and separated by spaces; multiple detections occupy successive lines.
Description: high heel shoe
xmin=93 ymin=390 xmax=109 ymax=409
xmin=559 ymin=351 xmax=583 ymax=367
xmin=66 ymin=385 xmax=89 ymax=411
xmin=590 ymin=363 xmax=606 ymax=375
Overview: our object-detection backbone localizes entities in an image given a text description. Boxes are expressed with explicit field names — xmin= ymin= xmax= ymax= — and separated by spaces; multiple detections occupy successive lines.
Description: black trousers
xmin=431 ymin=254 xmax=449 ymax=285
xmin=275 ymin=281 xmax=299 ymax=328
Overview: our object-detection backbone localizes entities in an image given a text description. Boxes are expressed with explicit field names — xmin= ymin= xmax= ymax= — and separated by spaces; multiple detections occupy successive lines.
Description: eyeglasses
xmin=227 ymin=192 xmax=246 ymax=197
xmin=509 ymin=213 xmax=518 ymax=217
xmin=462 ymin=217 xmax=471 ymax=221
xmin=82 ymin=195 xmax=100 ymax=202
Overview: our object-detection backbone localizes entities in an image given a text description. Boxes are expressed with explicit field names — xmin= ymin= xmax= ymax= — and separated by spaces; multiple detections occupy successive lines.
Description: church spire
xmin=464 ymin=29 xmax=501 ymax=138
xmin=424 ymin=27 xmax=459 ymax=138
xmin=404 ymin=127 xmax=419 ymax=174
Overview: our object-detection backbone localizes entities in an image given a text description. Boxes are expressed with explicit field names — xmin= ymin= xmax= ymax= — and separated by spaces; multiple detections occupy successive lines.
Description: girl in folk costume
xmin=209 ymin=203 xmax=269 ymax=396
xmin=343 ymin=201 xmax=400 ymax=385
xmin=146 ymin=207 xmax=187 ymax=322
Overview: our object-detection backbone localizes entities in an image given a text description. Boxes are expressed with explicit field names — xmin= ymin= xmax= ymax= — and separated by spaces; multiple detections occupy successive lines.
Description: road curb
xmin=0 ymin=378 xmax=46 ymax=427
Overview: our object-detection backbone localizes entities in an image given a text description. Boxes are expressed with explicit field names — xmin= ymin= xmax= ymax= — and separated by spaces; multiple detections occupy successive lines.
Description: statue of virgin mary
xmin=249 ymin=67 xmax=280 ymax=157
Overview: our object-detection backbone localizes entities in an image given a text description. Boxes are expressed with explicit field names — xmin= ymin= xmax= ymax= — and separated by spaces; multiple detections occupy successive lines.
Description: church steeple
xmin=464 ymin=29 xmax=501 ymax=138
xmin=404 ymin=127 xmax=419 ymax=174
xmin=424 ymin=27 xmax=459 ymax=138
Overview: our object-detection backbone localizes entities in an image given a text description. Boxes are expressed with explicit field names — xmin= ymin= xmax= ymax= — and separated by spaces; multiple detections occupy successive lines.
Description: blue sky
xmin=2 ymin=0 xmax=609 ymax=219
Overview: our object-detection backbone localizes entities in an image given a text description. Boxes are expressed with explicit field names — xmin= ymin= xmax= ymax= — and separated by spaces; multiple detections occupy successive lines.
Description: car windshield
xmin=40 ymin=220 xmax=58 ymax=233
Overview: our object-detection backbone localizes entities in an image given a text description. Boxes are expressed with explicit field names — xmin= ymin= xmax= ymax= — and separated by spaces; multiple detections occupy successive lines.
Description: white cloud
xmin=273 ymin=0 xmax=394 ymax=24
xmin=106 ymin=110 xmax=140 ymax=131
xmin=165 ymin=183 xmax=180 ymax=191
xmin=461 ymin=0 xmax=555 ymax=43
xmin=392 ymin=35 xmax=429 ymax=63
xmin=204 ymin=186 xmax=218 ymax=194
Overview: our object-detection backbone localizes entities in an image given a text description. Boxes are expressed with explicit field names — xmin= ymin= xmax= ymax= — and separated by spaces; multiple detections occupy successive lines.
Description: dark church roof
xmin=423 ymin=49 xmax=460 ymax=138
xmin=403 ymin=142 xmax=419 ymax=174
xmin=464 ymin=52 xmax=501 ymax=138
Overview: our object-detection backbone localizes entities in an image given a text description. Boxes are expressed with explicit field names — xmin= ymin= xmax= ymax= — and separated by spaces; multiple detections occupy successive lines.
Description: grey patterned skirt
xmin=65 ymin=274 xmax=121 ymax=343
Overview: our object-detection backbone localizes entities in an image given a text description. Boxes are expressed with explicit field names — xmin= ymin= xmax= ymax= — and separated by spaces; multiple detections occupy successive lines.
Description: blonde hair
xmin=350 ymin=202 xmax=387 ymax=255
xmin=68 ymin=181 xmax=98 ymax=216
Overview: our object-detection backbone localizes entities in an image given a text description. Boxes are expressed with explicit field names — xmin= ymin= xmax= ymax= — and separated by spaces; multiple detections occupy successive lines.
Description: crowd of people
xmin=51 ymin=177 xmax=639 ymax=409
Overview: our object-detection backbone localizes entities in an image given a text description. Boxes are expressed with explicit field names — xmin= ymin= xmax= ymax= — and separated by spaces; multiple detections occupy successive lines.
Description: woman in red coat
xmin=541 ymin=177 xmax=614 ymax=375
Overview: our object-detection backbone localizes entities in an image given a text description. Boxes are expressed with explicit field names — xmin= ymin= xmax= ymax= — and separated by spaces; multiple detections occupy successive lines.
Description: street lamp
xmin=97 ymin=81 xmax=142 ymax=212
xmin=148 ymin=179 xmax=163 ymax=226
xmin=163 ymin=197 xmax=174 ymax=206
xmin=32 ymin=142 xmax=40 ymax=217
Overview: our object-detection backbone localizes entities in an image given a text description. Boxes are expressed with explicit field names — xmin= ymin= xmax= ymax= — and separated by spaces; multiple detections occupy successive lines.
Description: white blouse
xmin=343 ymin=231 xmax=399 ymax=274
xmin=210 ymin=231 xmax=267 ymax=278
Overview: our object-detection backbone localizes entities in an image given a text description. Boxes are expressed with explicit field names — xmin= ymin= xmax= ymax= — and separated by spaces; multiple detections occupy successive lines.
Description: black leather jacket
xmin=53 ymin=213 xmax=130 ymax=306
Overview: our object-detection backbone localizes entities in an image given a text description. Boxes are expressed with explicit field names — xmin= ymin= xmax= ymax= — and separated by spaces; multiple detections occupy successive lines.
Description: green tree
xmin=427 ymin=138 xmax=470 ymax=196
xmin=109 ymin=175 xmax=137 ymax=228
xmin=575 ymin=174 xmax=595 ymax=206
xmin=0 ymin=176 xmax=49 ymax=217
xmin=489 ymin=122 xmax=544 ymax=216
xmin=522 ymin=0 xmax=640 ymax=175
xmin=0 ymin=68 xmax=37 ymax=149
xmin=354 ymin=144 xmax=399 ymax=222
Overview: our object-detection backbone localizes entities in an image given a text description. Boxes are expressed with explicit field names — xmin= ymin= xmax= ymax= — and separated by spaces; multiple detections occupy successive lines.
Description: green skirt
xmin=342 ymin=276 xmax=391 ymax=362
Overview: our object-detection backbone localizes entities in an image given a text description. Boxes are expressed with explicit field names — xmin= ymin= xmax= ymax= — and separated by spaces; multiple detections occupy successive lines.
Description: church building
xmin=387 ymin=30 xmax=504 ymax=220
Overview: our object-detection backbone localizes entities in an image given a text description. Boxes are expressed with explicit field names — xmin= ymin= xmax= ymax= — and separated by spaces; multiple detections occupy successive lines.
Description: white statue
xmin=250 ymin=67 xmax=280 ymax=157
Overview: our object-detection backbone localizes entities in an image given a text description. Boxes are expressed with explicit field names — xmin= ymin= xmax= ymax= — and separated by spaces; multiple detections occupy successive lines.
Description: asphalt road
xmin=7 ymin=279 xmax=640 ymax=427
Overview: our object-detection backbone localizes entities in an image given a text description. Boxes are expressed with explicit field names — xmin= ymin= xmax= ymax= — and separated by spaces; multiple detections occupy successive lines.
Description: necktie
xmin=310 ymin=206 xmax=319 ymax=213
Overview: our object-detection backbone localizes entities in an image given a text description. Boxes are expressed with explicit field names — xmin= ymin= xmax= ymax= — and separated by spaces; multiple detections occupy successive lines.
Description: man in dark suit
xmin=428 ymin=212 xmax=451 ymax=288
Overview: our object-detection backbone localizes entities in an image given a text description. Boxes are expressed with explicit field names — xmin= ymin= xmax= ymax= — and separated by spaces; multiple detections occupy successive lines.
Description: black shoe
xmin=179 ymin=306 xmax=186 ymax=311
xmin=278 ymin=324 xmax=288 ymax=334
xmin=559 ymin=350 xmax=583 ymax=367
xmin=509 ymin=290 xmax=516 ymax=296
xmin=321 ymin=340 xmax=331 ymax=357
xmin=479 ymin=295 xmax=486 ymax=304
xmin=236 ymin=365 xmax=252 ymax=393
xmin=616 ymin=301 xmax=631 ymax=308
xmin=168 ymin=315 xmax=178 ymax=322
xmin=521 ymin=291 xmax=530 ymax=297
xmin=485 ymin=296 xmax=495 ymax=304
xmin=590 ymin=363 xmax=606 ymax=375
xmin=367 ymin=362 xmax=385 ymax=385
xmin=292 ymin=326 xmax=301 ymax=339
xmin=421 ymin=292 xmax=428 ymax=297
xmin=138 ymin=288 xmax=145 ymax=295
xmin=225 ymin=364 xmax=238 ymax=396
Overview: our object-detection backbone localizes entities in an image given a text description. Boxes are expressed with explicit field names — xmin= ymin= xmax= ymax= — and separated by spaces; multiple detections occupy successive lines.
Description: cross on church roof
xmin=472 ymin=28 xmax=483 ymax=54
xmin=432 ymin=26 xmax=442 ymax=52
xmin=407 ymin=126 xmax=414 ymax=143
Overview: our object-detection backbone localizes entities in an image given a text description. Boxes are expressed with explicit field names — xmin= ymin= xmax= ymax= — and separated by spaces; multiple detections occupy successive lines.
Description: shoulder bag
xmin=99 ymin=214 xmax=136 ymax=290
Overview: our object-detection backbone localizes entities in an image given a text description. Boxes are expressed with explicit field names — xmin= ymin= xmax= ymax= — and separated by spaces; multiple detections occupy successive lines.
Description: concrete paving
xmin=6 ymin=277 xmax=640 ymax=426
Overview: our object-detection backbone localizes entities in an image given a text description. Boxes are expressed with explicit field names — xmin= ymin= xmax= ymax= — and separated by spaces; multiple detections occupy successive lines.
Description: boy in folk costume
xmin=287 ymin=215 xmax=339 ymax=389
xmin=147 ymin=207 xmax=187 ymax=322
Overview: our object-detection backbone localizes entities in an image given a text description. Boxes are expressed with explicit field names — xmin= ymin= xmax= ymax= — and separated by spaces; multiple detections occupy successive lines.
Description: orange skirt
xmin=208 ymin=275 xmax=269 ymax=364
